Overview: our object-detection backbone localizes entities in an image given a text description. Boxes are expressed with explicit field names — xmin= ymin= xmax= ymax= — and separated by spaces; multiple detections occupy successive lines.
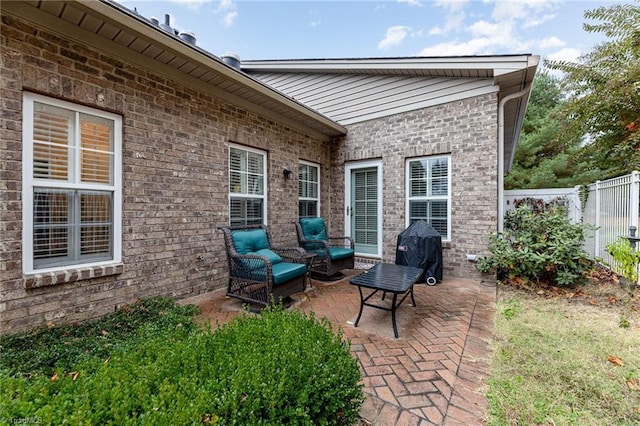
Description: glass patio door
xmin=345 ymin=161 xmax=382 ymax=257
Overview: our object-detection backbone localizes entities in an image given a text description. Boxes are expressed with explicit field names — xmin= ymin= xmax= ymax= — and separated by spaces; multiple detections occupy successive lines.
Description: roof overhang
xmin=242 ymin=56 xmax=540 ymax=172
xmin=1 ymin=0 xmax=346 ymax=140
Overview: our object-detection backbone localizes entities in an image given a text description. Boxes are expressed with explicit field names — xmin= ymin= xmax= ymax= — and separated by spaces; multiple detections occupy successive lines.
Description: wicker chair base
xmin=227 ymin=275 xmax=305 ymax=310
xmin=309 ymin=256 xmax=354 ymax=281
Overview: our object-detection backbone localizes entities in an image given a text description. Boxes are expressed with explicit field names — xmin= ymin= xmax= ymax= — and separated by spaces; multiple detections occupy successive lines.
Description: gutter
xmin=497 ymin=84 xmax=532 ymax=233
xmin=96 ymin=0 xmax=346 ymax=136
xmin=2 ymin=0 xmax=345 ymax=137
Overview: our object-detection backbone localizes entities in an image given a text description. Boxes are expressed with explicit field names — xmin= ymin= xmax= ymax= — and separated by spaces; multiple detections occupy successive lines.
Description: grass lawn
xmin=487 ymin=270 xmax=640 ymax=426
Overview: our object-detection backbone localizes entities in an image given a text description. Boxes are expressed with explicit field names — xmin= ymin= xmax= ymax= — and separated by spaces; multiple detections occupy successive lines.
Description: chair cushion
xmin=236 ymin=249 xmax=283 ymax=271
xmin=231 ymin=228 xmax=269 ymax=254
xmin=312 ymin=247 xmax=354 ymax=260
xmin=254 ymin=248 xmax=282 ymax=264
xmin=272 ymin=262 xmax=307 ymax=285
xmin=300 ymin=217 xmax=327 ymax=241
xmin=329 ymin=247 xmax=354 ymax=260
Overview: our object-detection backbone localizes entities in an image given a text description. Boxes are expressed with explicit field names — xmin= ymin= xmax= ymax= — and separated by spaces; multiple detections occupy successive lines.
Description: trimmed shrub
xmin=0 ymin=303 xmax=364 ymax=426
xmin=202 ymin=305 xmax=364 ymax=425
xmin=477 ymin=204 xmax=593 ymax=286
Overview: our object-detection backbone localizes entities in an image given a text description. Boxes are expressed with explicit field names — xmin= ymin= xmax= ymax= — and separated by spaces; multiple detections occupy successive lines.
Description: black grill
xmin=395 ymin=220 xmax=443 ymax=285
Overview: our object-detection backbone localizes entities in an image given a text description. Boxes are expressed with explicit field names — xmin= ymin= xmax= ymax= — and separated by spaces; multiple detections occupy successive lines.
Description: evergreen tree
xmin=545 ymin=1 xmax=640 ymax=180
xmin=505 ymin=73 xmax=596 ymax=189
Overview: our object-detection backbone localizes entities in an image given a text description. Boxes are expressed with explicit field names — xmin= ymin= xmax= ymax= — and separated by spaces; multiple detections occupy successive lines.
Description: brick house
xmin=0 ymin=0 xmax=538 ymax=334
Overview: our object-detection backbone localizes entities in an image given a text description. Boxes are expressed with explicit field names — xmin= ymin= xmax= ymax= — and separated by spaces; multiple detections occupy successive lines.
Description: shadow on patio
xmin=181 ymin=268 xmax=496 ymax=426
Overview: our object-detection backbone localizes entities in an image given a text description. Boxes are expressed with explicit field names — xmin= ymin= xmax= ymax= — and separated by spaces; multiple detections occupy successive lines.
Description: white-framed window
xmin=22 ymin=92 xmax=122 ymax=273
xmin=229 ymin=144 xmax=267 ymax=225
xmin=298 ymin=161 xmax=320 ymax=217
xmin=406 ymin=155 xmax=451 ymax=240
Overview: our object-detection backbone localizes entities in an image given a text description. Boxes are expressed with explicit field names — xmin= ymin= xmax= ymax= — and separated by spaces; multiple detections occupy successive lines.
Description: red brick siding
xmin=330 ymin=96 xmax=498 ymax=280
xmin=0 ymin=15 xmax=329 ymax=334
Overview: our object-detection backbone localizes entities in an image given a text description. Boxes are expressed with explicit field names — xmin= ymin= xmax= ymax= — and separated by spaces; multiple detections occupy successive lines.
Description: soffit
xmin=2 ymin=0 xmax=346 ymax=140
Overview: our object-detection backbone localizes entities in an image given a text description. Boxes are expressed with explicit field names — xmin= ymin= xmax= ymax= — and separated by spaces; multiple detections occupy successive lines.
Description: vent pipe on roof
xmin=160 ymin=14 xmax=173 ymax=33
xmin=179 ymin=31 xmax=197 ymax=45
xmin=221 ymin=52 xmax=241 ymax=69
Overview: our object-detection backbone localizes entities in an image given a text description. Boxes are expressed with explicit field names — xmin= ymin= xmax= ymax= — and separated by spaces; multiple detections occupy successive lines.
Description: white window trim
xmin=228 ymin=144 xmax=268 ymax=225
xmin=405 ymin=155 xmax=452 ymax=241
xmin=22 ymin=92 xmax=123 ymax=274
xmin=298 ymin=160 xmax=320 ymax=217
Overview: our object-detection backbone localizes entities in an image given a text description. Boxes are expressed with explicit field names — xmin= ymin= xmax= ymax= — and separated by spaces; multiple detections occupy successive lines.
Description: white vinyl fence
xmin=505 ymin=171 xmax=640 ymax=277
xmin=581 ymin=171 xmax=640 ymax=268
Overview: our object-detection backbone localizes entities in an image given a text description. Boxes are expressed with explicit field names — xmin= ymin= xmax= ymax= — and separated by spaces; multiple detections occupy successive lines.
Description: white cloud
xmin=398 ymin=0 xmax=423 ymax=7
xmin=522 ymin=13 xmax=557 ymax=29
xmin=419 ymin=38 xmax=494 ymax=56
xmin=378 ymin=26 xmax=411 ymax=50
xmin=538 ymin=36 xmax=564 ymax=49
xmin=221 ymin=10 xmax=238 ymax=28
xmin=216 ymin=0 xmax=238 ymax=28
xmin=428 ymin=8 xmax=465 ymax=38
xmin=491 ymin=0 xmax=558 ymax=22
xmin=170 ymin=0 xmax=211 ymax=12
xmin=433 ymin=0 xmax=468 ymax=13
xmin=546 ymin=47 xmax=582 ymax=63
xmin=543 ymin=47 xmax=584 ymax=77
xmin=308 ymin=10 xmax=320 ymax=28
xmin=468 ymin=20 xmax=502 ymax=38
xmin=419 ymin=0 xmax=567 ymax=57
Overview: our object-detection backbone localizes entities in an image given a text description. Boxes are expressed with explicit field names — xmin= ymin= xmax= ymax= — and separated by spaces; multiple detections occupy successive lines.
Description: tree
xmin=505 ymin=72 xmax=596 ymax=189
xmin=545 ymin=1 xmax=640 ymax=180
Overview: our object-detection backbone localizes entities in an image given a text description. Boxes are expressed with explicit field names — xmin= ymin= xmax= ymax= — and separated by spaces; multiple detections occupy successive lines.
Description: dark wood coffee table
xmin=349 ymin=263 xmax=424 ymax=338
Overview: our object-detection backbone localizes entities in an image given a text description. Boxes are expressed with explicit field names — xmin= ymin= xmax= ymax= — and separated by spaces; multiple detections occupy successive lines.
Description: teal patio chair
xmin=295 ymin=217 xmax=355 ymax=280
xmin=219 ymin=224 xmax=308 ymax=308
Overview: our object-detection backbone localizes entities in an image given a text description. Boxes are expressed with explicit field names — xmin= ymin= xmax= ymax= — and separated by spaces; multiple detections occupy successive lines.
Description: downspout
xmin=498 ymin=84 xmax=532 ymax=233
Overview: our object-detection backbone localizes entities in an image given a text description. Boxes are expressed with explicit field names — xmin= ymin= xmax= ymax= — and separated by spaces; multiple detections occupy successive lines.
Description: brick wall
xmin=329 ymin=96 xmax=499 ymax=280
xmin=0 ymin=15 xmax=328 ymax=334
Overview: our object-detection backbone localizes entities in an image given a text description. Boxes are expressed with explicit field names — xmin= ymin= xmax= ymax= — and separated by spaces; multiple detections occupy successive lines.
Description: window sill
xmin=24 ymin=264 xmax=124 ymax=289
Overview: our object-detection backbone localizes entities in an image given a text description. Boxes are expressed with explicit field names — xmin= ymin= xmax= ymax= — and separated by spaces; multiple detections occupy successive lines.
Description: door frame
xmin=345 ymin=160 xmax=383 ymax=258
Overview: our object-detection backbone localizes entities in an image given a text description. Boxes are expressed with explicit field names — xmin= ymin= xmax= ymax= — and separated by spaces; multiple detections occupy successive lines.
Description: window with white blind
xmin=229 ymin=145 xmax=266 ymax=225
xmin=22 ymin=93 xmax=122 ymax=273
xmin=406 ymin=156 xmax=451 ymax=240
xmin=298 ymin=161 xmax=320 ymax=217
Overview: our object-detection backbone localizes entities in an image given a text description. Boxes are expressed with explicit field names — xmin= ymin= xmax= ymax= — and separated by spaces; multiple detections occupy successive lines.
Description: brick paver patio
xmin=182 ymin=268 xmax=496 ymax=425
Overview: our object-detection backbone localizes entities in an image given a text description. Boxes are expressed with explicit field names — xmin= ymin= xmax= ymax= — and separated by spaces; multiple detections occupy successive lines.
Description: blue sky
xmin=115 ymin=0 xmax=625 ymax=67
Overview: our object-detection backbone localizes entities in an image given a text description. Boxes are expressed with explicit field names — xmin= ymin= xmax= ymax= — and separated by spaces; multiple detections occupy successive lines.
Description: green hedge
xmin=1 ymin=302 xmax=364 ymax=425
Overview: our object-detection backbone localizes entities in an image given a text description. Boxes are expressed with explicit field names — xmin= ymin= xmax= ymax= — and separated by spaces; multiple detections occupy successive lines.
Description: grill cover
xmin=395 ymin=220 xmax=443 ymax=285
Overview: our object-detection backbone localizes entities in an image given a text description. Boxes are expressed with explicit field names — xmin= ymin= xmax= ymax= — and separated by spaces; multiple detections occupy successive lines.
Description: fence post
xmin=572 ymin=185 xmax=582 ymax=222
xmin=631 ymin=171 xmax=640 ymax=231
xmin=594 ymin=180 xmax=601 ymax=258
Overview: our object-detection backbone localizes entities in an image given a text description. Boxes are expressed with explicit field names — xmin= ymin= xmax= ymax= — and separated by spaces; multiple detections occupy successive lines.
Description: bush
xmin=607 ymin=237 xmax=640 ymax=283
xmin=0 ymin=303 xmax=364 ymax=426
xmin=477 ymin=204 xmax=593 ymax=286
xmin=203 ymin=305 xmax=364 ymax=425
xmin=0 ymin=296 xmax=201 ymax=377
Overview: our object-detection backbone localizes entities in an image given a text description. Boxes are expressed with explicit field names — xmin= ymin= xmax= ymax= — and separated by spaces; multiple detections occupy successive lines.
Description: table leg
xmin=354 ymin=286 xmax=365 ymax=327
xmin=390 ymin=292 xmax=400 ymax=338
